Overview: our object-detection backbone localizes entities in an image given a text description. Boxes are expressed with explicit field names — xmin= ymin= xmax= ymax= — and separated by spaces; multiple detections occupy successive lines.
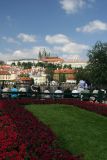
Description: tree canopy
xmin=87 ymin=41 xmax=107 ymax=88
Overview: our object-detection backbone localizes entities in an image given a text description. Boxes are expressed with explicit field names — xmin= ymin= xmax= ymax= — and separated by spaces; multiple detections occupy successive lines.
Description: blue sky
xmin=0 ymin=0 xmax=107 ymax=61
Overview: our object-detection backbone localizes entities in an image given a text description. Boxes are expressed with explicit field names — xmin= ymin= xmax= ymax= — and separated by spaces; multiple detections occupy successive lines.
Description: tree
xmin=21 ymin=62 xmax=33 ymax=69
xmin=87 ymin=41 xmax=107 ymax=88
xmin=0 ymin=60 xmax=5 ymax=65
xmin=11 ymin=62 xmax=16 ymax=66
xmin=20 ymin=73 xmax=29 ymax=77
xmin=59 ymin=73 xmax=66 ymax=82
xmin=17 ymin=61 xmax=21 ymax=67
xmin=35 ymin=62 xmax=45 ymax=68
xmin=75 ymin=67 xmax=91 ymax=85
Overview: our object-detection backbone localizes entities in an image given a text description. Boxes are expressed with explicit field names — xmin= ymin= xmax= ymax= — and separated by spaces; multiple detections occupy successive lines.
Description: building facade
xmin=62 ymin=60 xmax=87 ymax=68
xmin=53 ymin=68 xmax=76 ymax=82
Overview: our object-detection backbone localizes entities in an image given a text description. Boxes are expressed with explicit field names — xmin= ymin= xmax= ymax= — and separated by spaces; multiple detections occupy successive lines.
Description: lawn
xmin=26 ymin=104 xmax=107 ymax=160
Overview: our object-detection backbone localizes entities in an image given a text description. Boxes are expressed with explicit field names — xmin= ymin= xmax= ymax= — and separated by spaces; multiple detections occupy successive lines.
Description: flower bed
xmin=0 ymin=100 xmax=81 ymax=160
xmin=4 ymin=97 xmax=107 ymax=116
xmin=59 ymin=98 xmax=107 ymax=116
xmin=1 ymin=97 xmax=106 ymax=159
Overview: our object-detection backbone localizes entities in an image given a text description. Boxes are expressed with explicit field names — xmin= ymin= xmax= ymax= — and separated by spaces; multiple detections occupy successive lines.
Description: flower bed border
xmin=2 ymin=98 xmax=107 ymax=117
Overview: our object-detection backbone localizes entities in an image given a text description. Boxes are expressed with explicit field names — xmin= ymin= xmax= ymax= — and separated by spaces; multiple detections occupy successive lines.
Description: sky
xmin=0 ymin=0 xmax=107 ymax=61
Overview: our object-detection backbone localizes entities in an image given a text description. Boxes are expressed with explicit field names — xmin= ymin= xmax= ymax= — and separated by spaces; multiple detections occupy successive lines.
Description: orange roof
xmin=0 ymin=65 xmax=11 ymax=68
xmin=54 ymin=68 xmax=75 ymax=74
xmin=67 ymin=77 xmax=75 ymax=80
xmin=41 ymin=57 xmax=64 ymax=63
xmin=19 ymin=77 xmax=32 ymax=81
xmin=0 ymin=71 xmax=10 ymax=75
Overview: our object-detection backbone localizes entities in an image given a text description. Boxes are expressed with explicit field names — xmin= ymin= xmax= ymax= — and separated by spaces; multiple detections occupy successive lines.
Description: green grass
xmin=26 ymin=104 xmax=107 ymax=160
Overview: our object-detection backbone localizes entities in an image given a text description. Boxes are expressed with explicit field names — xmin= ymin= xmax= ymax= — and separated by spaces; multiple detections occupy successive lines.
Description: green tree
xmin=11 ymin=62 xmax=16 ymax=66
xmin=20 ymin=73 xmax=29 ymax=77
xmin=17 ymin=61 xmax=21 ymax=67
xmin=21 ymin=62 xmax=33 ymax=69
xmin=0 ymin=61 xmax=5 ymax=65
xmin=87 ymin=41 xmax=107 ymax=88
xmin=59 ymin=73 xmax=66 ymax=82
xmin=75 ymin=67 xmax=91 ymax=84
xmin=35 ymin=62 xmax=45 ymax=68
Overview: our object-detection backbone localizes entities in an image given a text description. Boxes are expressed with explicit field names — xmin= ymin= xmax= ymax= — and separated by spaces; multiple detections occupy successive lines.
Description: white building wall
xmin=6 ymin=59 xmax=38 ymax=65
xmin=62 ymin=61 xmax=87 ymax=68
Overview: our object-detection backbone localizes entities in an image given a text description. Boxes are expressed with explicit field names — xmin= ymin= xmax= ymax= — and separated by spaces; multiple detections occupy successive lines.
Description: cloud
xmin=53 ymin=41 xmax=89 ymax=54
xmin=1 ymin=33 xmax=89 ymax=61
xmin=59 ymin=0 xmax=95 ymax=14
xmin=17 ymin=33 xmax=36 ymax=42
xmin=0 ymin=46 xmax=52 ymax=62
xmin=45 ymin=34 xmax=70 ymax=44
xmin=45 ymin=34 xmax=89 ymax=57
xmin=53 ymin=41 xmax=89 ymax=60
xmin=2 ymin=36 xmax=20 ymax=44
xmin=0 ymin=50 xmax=34 ymax=61
xmin=76 ymin=20 xmax=107 ymax=33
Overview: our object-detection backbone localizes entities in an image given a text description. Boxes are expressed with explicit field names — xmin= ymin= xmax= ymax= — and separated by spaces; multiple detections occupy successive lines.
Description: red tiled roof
xmin=67 ymin=77 xmax=75 ymax=80
xmin=0 ymin=71 xmax=10 ymax=75
xmin=54 ymin=69 xmax=75 ymax=74
xmin=41 ymin=57 xmax=64 ymax=63
xmin=19 ymin=77 xmax=32 ymax=81
xmin=0 ymin=65 xmax=11 ymax=68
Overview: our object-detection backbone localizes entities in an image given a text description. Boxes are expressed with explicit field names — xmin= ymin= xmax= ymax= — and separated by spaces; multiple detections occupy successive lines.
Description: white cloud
xmin=59 ymin=0 xmax=95 ymax=14
xmin=53 ymin=41 xmax=89 ymax=54
xmin=0 ymin=46 xmax=52 ymax=62
xmin=54 ymin=42 xmax=89 ymax=60
xmin=0 ymin=50 xmax=34 ymax=61
xmin=45 ymin=34 xmax=89 ymax=57
xmin=17 ymin=33 xmax=36 ymax=42
xmin=0 ymin=33 xmax=89 ymax=61
xmin=2 ymin=36 xmax=19 ymax=44
xmin=76 ymin=20 xmax=107 ymax=33
xmin=45 ymin=34 xmax=70 ymax=44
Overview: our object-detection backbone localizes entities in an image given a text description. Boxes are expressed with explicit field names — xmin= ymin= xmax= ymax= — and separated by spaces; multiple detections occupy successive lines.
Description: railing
xmin=0 ymin=91 xmax=106 ymax=103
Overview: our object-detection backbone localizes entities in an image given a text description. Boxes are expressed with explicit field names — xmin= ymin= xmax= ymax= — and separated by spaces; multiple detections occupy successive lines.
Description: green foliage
xmin=63 ymin=64 xmax=72 ymax=69
xmin=75 ymin=67 xmax=90 ymax=84
xmin=11 ymin=62 xmax=16 ymax=66
xmin=0 ymin=60 xmax=5 ymax=65
xmin=26 ymin=104 xmax=107 ymax=160
xmin=21 ymin=62 xmax=33 ymax=69
xmin=76 ymin=41 xmax=107 ymax=87
xmin=35 ymin=62 xmax=62 ymax=81
xmin=59 ymin=73 xmax=66 ymax=82
xmin=20 ymin=73 xmax=29 ymax=77
xmin=17 ymin=61 xmax=21 ymax=66
xmin=87 ymin=41 xmax=107 ymax=87
xmin=35 ymin=62 xmax=45 ymax=67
